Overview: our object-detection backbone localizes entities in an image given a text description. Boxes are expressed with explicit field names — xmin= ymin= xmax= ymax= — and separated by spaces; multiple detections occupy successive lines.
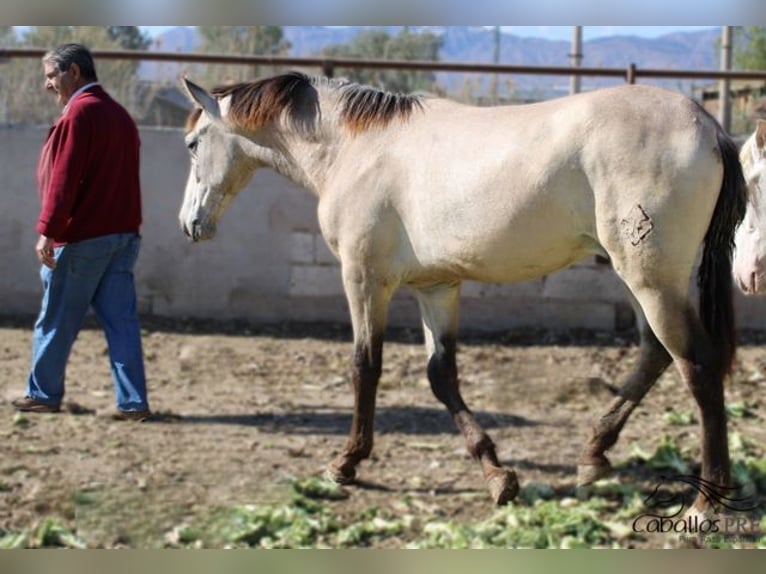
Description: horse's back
xmin=329 ymin=84 xmax=725 ymax=288
xmin=402 ymin=84 xmax=719 ymax=198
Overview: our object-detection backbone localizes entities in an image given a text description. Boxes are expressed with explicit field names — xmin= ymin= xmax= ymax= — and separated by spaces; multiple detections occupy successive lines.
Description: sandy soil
xmin=0 ymin=315 xmax=764 ymax=548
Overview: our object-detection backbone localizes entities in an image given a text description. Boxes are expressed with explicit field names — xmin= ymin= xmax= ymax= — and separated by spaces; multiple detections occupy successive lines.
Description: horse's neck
xmin=260 ymin=125 xmax=341 ymax=198
xmin=269 ymin=146 xmax=322 ymax=194
xmin=248 ymin=89 xmax=351 ymax=197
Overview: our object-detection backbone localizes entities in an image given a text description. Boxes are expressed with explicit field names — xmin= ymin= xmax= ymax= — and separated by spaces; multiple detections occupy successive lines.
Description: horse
xmin=734 ymin=119 xmax=766 ymax=295
xmin=178 ymin=71 xmax=749 ymax=515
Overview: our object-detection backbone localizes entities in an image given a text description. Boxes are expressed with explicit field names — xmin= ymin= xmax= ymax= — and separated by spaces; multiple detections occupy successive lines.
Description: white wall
xmin=1 ymin=125 xmax=763 ymax=332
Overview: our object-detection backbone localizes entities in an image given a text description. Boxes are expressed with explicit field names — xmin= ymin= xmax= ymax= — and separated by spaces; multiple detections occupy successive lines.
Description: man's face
xmin=43 ymin=61 xmax=79 ymax=107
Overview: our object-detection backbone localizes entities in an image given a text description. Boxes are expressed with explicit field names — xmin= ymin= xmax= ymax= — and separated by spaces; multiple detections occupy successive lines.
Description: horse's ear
xmin=182 ymin=77 xmax=221 ymax=120
xmin=755 ymin=119 xmax=766 ymax=154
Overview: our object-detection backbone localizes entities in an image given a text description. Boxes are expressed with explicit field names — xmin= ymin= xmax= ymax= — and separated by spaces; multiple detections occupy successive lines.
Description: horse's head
xmin=734 ymin=120 xmax=766 ymax=294
xmin=179 ymin=77 xmax=264 ymax=242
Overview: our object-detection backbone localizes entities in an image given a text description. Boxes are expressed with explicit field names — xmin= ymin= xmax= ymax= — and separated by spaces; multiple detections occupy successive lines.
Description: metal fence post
xmin=626 ymin=63 xmax=636 ymax=84
xmin=718 ymin=26 xmax=733 ymax=133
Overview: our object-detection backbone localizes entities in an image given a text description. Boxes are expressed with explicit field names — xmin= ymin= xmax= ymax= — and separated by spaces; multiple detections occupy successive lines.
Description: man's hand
xmin=36 ymin=235 xmax=56 ymax=269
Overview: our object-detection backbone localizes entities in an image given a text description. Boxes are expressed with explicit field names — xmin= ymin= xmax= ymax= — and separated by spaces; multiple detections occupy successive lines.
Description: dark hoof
xmin=487 ymin=468 xmax=519 ymax=506
xmin=683 ymin=498 xmax=717 ymax=525
xmin=325 ymin=458 xmax=356 ymax=485
xmin=576 ymin=456 xmax=612 ymax=486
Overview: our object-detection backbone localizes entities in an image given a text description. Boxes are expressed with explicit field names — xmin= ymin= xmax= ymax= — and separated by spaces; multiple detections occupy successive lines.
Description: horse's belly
xmin=470 ymin=244 xmax=594 ymax=282
xmin=404 ymin=232 xmax=599 ymax=287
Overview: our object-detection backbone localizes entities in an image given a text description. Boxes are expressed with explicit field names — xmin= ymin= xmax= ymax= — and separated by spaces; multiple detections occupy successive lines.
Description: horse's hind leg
xmin=621 ymin=282 xmax=731 ymax=514
xmin=578 ymin=293 xmax=672 ymax=485
xmin=416 ymin=284 xmax=519 ymax=505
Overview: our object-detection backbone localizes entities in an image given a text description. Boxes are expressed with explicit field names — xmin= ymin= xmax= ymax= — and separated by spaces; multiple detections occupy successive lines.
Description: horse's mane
xmin=207 ymin=71 xmax=423 ymax=134
xmin=185 ymin=107 xmax=203 ymax=134
xmin=336 ymin=76 xmax=424 ymax=133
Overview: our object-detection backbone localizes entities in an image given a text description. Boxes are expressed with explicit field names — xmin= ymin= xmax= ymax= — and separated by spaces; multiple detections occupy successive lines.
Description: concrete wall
xmin=1 ymin=125 xmax=764 ymax=332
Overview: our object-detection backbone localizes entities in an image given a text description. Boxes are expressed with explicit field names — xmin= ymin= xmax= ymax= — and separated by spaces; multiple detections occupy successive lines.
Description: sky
xmin=138 ymin=26 xmax=719 ymax=42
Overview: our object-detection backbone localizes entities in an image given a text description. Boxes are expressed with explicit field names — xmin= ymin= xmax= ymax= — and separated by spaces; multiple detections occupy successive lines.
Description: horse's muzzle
xmin=189 ymin=219 xmax=216 ymax=242
xmin=735 ymin=267 xmax=766 ymax=295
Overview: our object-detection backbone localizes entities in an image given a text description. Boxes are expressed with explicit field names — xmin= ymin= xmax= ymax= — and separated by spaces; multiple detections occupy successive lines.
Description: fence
xmin=5 ymin=47 xmax=766 ymax=122
xmin=6 ymin=47 xmax=766 ymax=83
xmin=1 ymin=51 xmax=765 ymax=332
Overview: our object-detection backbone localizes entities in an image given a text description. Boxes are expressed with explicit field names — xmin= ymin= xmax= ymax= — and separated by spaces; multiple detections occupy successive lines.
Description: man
xmin=12 ymin=43 xmax=151 ymax=421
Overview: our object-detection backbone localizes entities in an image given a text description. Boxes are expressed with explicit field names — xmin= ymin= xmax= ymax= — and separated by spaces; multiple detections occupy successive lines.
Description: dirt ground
xmin=0 ymin=314 xmax=764 ymax=548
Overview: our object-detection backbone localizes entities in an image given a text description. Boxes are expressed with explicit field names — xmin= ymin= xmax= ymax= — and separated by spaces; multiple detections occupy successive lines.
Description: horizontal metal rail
xmin=4 ymin=48 xmax=766 ymax=85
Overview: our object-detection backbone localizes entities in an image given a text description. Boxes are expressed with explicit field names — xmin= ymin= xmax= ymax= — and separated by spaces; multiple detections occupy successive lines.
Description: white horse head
xmin=733 ymin=120 xmax=766 ymax=294
xmin=179 ymin=77 xmax=271 ymax=241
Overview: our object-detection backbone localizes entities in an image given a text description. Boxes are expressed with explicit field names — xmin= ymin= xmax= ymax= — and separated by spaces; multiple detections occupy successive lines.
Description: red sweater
xmin=36 ymin=85 xmax=142 ymax=244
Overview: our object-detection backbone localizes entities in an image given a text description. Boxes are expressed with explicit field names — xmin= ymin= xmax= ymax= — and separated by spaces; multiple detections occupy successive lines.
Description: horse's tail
xmin=697 ymin=130 xmax=747 ymax=379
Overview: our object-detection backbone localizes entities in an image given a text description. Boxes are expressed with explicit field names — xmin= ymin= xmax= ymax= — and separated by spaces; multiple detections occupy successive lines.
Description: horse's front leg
xmin=417 ymin=285 xmax=519 ymax=505
xmin=326 ymin=265 xmax=390 ymax=485
xmin=326 ymin=334 xmax=384 ymax=483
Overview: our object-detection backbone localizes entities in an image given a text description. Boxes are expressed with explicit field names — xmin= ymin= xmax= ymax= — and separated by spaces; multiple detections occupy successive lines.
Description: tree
xmin=734 ymin=26 xmax=766 ymax=70
xmin=730 ymin=27 xmax=766 ymax=134
xmin=0 ymin=27 xmax=17 ymax=123
xmin=107 ymin=26 xmax=151 ymax=51
xmin=5 ymin=26 xmax=149 ymax=125
xmin=321 ymin=28 xmax=443 ymax=94
xmin=0 ymin=26 xmax=15 ymax=46
xmin=196 ymin=26 xmax=290 ymax=85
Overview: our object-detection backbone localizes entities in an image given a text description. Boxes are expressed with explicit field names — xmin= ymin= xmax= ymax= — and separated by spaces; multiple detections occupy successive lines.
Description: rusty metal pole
xmin=490 ymin=26 xmax=500 ymax=104
xmin=570 ymin=26 xmax=583 ymax=95
xmin=626 ymin=63 xmax=636 ymax=84
xmin=718 ymin=26 xmax=733 ymax=133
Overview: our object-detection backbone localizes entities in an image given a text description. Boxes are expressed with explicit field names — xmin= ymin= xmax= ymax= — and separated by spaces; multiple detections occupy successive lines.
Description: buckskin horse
xmin=178 ymin=72 xmax=749 ymax=516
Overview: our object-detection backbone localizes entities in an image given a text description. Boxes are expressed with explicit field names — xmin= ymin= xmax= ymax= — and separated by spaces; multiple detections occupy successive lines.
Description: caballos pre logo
xmin=631 ymin=475 xmax=761 ymax=539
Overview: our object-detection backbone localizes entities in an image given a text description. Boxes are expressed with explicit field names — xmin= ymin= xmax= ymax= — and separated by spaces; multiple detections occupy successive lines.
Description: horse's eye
xmin=187 ymin=139 xmax=198 ymax=155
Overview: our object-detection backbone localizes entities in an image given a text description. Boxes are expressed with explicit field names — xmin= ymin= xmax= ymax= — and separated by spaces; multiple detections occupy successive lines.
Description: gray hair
xmin=43 ymin=43 xmax=98 ymax=82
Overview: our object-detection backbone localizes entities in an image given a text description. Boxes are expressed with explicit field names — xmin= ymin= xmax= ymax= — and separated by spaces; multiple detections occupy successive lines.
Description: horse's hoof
xmin=576 ymin=457 xmax=612 ymax=486
xmin=682 ymin=501 xmax=714 ymax=525
xmin=325 ymin=459 xmax=356 ymax=485
xmin=487 ymin=468 xmax=519 ymax=506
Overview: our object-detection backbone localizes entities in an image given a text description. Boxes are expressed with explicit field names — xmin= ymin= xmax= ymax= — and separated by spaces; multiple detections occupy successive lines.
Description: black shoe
xmin=111 ymin=409 xmax=152 ymax=422
xmin=12 ymin=396 xmax=61 ymax=413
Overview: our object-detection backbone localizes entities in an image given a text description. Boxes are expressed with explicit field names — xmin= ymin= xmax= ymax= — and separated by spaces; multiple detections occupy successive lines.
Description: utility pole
xmin=570 ymin=26 xmax=583 ymax=95
xmin=718 ymin=26 xmax=733 ymax=133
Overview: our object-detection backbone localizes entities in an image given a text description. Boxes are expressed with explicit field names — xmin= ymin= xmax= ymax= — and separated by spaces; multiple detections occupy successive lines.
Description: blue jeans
xmin=26 ymin=232 xmax=149 ymax=412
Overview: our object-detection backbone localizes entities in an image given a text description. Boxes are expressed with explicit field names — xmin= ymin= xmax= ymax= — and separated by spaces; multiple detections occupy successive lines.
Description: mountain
xmin=146 ymin=26 xmax=199 ymax=52
xmin=140 ymin=26 xmax=200 ymax=81
xmin=140 ymin=26 xmax=723 ymax=97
